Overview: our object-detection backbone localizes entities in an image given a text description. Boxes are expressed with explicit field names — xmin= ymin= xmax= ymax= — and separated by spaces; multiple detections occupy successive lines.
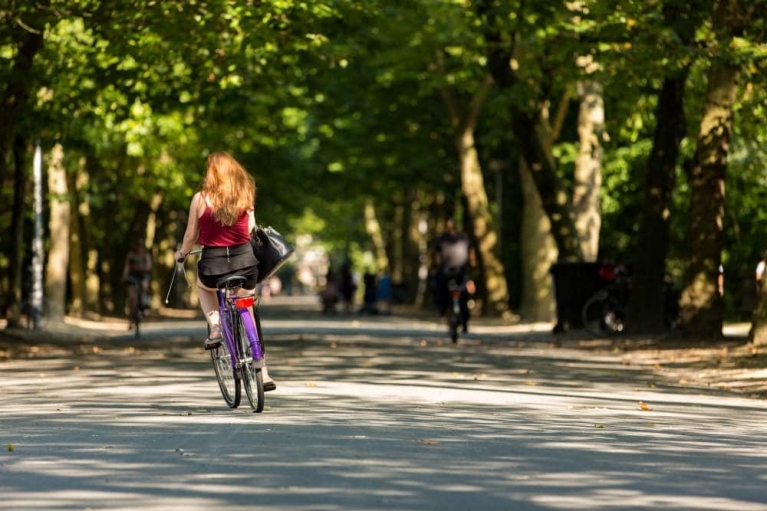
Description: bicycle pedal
xmin=204 ymin=338 xmax=222 ymax=350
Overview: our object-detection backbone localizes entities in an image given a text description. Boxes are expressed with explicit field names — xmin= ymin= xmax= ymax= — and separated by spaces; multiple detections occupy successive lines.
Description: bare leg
xmin=235 ymin=287 xmax=274 ymax=388
xmin=197 ymin=278 xmax=220 ymax=338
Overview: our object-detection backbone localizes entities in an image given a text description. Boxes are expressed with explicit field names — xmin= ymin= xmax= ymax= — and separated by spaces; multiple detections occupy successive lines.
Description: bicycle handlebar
xmin=167 ymin=248 xmax=203 ymax=303
xmin=176 ymin=248 xmax=203 ymax=263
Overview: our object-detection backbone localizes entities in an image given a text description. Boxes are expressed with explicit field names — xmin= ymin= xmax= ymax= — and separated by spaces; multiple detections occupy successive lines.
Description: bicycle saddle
xmin=216 ymin=275 xmax=247 ymax=289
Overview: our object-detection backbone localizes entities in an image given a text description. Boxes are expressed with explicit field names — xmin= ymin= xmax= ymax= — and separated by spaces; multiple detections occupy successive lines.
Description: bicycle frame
xmin=218 ymin=287 xmax=264 ymax=370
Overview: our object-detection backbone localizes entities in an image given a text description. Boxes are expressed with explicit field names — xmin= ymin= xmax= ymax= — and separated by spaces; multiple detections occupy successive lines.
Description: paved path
xmin=2 ymin=297 xmax=767 ymax=510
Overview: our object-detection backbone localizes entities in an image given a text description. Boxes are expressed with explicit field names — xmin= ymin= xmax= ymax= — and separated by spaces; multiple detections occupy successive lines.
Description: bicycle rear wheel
xmin=582 ymin=291 xmax=624 ymax=337
xmin=582 ymin=292 xmax=606 ymax=336
xmin=211 ymin=339 xmax=241 ymax=408
xmin=238 ymin=316 xmax=264 ymax=413
xmin=448 ymin=313 xmax=459 ymax=343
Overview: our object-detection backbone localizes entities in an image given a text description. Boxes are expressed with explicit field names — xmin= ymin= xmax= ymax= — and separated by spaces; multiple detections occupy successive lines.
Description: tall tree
xmin=44 ymin=144 xmax=69 ymax=321
xmin=626 ymin=1 xmax=705 ymax=334
xmin=678 ymin=0 xmax=745 ymax=338
xmin=477 ymin=0 xmax=584 ymax=263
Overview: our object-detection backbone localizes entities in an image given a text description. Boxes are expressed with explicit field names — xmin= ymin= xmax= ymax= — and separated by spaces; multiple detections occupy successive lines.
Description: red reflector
xmin=234 ymin=296 xmax=254 ymax=308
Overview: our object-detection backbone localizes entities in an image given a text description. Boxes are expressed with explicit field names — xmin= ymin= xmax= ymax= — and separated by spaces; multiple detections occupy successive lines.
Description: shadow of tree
xmin=2 ymin=331 xmax=767 ymax=510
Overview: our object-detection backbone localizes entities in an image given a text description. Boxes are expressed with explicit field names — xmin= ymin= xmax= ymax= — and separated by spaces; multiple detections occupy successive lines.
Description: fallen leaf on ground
xmin=637 ymin=401 xmax=653 ymax=411
xmin=306 ymin=382 xmax=317 ymax=387
xmin=7 ymin=443 xmax=14 ymax=452
xmin=418 ymin=439 xmax=440 ymax=445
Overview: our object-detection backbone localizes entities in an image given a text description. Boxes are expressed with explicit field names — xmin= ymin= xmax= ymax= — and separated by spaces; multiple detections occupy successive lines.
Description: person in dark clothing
xmin=339 ymin=264 xmax=357 ymax=314
xmin=430 ymin=218 xmax=476 ymax=332
xmin=361 ymin=271 xmax=378 ymax=314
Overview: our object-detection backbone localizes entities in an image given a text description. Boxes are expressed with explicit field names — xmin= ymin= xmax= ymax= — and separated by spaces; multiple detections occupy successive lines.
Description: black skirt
xmin=197 ymin=243 xmax=259 ymax=289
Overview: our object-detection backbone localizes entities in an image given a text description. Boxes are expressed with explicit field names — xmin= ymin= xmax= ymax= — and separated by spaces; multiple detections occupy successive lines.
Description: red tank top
xmin=198 ymin=207 xmax=250 ymax=247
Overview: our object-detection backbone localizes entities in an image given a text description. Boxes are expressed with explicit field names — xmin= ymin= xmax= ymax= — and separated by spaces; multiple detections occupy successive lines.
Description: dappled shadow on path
xmin=2 ymin=332 xmax=767 ymax=510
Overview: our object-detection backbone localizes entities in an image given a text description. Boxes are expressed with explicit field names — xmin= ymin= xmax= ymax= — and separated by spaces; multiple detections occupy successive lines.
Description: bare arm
xmin=176 ymin=193 xmax=202 ymax=260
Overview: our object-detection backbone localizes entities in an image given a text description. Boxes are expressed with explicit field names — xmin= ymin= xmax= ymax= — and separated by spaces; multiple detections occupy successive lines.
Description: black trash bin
xmin=550 ymin=262 xmax=602 ymax=332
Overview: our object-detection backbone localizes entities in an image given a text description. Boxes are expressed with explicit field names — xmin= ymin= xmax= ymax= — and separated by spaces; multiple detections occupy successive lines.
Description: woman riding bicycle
xmin=174 ymin=151 xmax=276 ymax=391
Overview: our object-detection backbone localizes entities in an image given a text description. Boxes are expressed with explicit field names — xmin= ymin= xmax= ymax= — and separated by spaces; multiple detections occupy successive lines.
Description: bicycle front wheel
xmin=131 ymin=303 xmax=141 ymax=339
xmin=238 ymin=316 xmax=264 ymax=413
xmin=211 ymin=339 xmax=241 ymax=408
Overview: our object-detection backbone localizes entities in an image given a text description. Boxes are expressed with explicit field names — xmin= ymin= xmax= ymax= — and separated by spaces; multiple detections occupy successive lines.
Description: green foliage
xmin=2 ymin=0 xmax=767 ymax=319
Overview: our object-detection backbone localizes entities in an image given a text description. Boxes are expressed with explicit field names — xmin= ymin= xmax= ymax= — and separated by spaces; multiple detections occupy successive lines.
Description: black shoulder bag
xmin=250 ymin=225 xmax=295 ymax=283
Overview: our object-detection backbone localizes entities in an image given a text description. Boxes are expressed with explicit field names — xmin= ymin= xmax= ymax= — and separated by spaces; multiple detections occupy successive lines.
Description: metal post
xmin=31 ymin=141 xmax=44 ymax=329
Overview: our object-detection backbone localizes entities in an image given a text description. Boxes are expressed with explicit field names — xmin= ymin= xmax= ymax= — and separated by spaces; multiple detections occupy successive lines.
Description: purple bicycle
xmin=169 ymin=250 xmax=266 ymax=412
xmin=208 ymin=275 xmax=266 ymax=412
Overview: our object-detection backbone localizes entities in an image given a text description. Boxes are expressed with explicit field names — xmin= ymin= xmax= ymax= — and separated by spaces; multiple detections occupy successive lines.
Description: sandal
xmin=204 ymin=326 xmax=222 ymax=350
xmin=263 ymin=379 xmax=277 ymax=392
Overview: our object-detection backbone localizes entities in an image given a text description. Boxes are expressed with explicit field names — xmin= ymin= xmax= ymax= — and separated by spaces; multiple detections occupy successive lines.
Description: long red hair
xmin=201 ymin=151 xmax=256 ymax=226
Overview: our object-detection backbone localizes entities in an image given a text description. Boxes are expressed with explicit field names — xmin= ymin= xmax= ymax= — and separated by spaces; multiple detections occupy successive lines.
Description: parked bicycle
xmin=180 ymin=249 xmax=266 ymax=412
xmin=580 ymin=264 xmax=630 ymax=336
xmin=581 ymin=264 xmax=680 ymax=337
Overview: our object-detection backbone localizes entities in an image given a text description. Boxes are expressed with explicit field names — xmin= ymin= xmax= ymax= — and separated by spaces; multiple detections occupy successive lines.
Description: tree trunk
xmin=0 ymin=4 xmax=46 ymax=185
xmin=626 ymin=75 xmax=689 ymax=334
xmin=678 ymin=0 xmax=743 ymax=339
xmin=7 ymin=135 xmax=27 ymax=328
xmin=572 ymin=81 xmax=603 ymax=262
xmin=510 ymin=111 xmax=584 ymax=262
xmin=67 ymin=158 xmax=87 ymax=316
xmin=44 ymin=144 xmax=69 ymax=321
xmin=678 ymin=63 xmax=740 ymax=339
xmin=363 ymin=199 xmax=390 ymax=274
xmin=457 ymin=128 xmax=510 ymax=316
xmin=410 ymin=193 xmax=430 ymax=308
xmin=625 ymin=0 xmax=704 ymax=335
xmin=518 ymin=159 xmax=556 ymax=322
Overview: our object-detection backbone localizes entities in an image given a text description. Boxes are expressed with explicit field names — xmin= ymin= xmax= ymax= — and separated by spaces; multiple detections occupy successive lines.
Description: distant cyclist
xmin=122 ymin=236 xmax=153 ymax=315
xmin=430 ymin=218 xmax=476 ymax=332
